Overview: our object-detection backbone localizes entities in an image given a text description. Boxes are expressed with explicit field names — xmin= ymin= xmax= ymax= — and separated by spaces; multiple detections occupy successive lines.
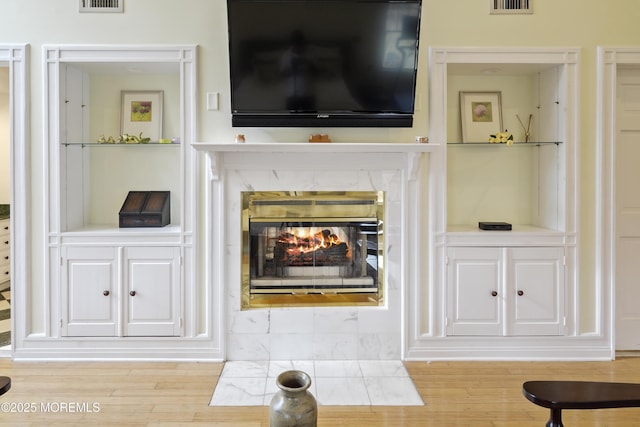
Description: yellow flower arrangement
xmin=488 ymin=130 xmax=514 ymax=145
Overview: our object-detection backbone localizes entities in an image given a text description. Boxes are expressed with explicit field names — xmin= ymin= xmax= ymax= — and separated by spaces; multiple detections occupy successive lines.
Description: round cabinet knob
xmin=103 ymin=290 xmax=110 ymax=296
xmin=130 ymin=290 xmax=136 ymax=297
xmin=517 ymin=290 xmax=524 ymax=296
xmin=491 ymin=291 xmax=498 ymax=297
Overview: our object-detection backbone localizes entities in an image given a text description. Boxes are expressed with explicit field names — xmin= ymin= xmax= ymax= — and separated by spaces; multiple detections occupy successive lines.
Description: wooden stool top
xmin=0 ymin=376 xmax=11 ymax=396
xmin=523 ymin=380 xmax=640 ymax=410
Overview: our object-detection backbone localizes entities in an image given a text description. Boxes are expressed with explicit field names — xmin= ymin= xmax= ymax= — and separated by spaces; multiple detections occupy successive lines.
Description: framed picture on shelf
xmin=459 ymin=91 xmax=502 ymax=143
xmin=120 ymin=90 xmax=163 ymax=142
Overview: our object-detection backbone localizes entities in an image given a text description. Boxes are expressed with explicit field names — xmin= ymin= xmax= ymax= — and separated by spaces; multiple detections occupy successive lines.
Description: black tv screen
xmin=227 ymin=0 xmax=422 ymax=127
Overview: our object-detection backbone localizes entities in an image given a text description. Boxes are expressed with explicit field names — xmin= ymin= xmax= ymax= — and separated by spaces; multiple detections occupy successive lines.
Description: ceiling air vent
xmin=490 ymin=0 xmax=532 ymax=15
xmin=79 ymin=0 xmax=123 ymax=13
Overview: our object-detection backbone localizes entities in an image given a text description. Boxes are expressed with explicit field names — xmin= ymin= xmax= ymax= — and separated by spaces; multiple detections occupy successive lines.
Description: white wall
xmin=1 ymin=0 xmax=640 ymax=338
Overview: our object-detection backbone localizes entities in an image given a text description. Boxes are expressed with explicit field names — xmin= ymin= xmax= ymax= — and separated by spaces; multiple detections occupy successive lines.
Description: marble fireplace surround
xmin=193 ymin=142 xmax=435 ymax=361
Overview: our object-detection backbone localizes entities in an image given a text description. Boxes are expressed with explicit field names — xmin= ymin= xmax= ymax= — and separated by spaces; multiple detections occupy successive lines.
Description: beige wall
xmin=1 ymin=0 xmax=640 ymax=335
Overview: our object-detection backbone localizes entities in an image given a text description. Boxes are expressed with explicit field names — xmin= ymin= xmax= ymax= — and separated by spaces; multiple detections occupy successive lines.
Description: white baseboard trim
xmin=10 ymin=337 xmax=224 ymax=361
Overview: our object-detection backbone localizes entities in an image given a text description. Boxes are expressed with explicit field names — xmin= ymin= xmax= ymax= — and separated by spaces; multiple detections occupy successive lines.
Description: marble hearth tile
xmin=364 ymin=376 xmax=424 ymax=406
xmin=269 ymin=333 xmax=314 ymax=360
xmin=358 ymin=333 xmax=401 ymax=360
xmin=358 ymin=360 xmax=408 ymax=377
xmin=228 ymin=310 xmax=270 ymax=334
xmin=226 ymin=333 xmax=270 ymax=360
xmin=210 ymin=376 xmax=267 ymax=406
xmin=312 ymin=333 xmax=358 ymax=359
xmin=314 ymin=360 xmax=361 ymax=377
xmin=314 ymin=376 xmax=370 ymax=406
xmin=268 ymin=360 xmax=316 ymax=377
xmin=211 ymin=360 xmax=425 ymax=407
xmin=313 ymin=309 xmax=358 ymax=334
xmin=270 ymin=309 xmax=314 ymax=333
xmin=357 ymin=307 xmax=399 ymax=334
xmin=221 ymin=360 xmax=270 ymax=377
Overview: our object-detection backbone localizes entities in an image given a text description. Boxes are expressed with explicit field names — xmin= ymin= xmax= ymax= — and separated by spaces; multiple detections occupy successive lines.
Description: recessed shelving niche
xmin=41 ymin=45 xmax=201 ymax=349
xmin=429 ymin=47 xmax=579 ymax=234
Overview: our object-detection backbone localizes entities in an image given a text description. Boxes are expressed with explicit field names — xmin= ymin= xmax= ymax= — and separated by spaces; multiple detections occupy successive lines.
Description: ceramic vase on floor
xmin=269 ymin=370 xmax=317 ymax=427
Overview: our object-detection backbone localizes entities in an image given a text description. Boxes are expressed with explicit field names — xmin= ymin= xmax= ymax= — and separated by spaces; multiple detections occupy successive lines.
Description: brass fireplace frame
xmin=241 ymin=191 xmax=385 ymax=309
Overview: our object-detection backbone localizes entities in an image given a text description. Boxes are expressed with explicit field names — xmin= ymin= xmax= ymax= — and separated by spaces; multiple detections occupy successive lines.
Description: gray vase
xmin=269 ymin=370 xmax=317 ymax=427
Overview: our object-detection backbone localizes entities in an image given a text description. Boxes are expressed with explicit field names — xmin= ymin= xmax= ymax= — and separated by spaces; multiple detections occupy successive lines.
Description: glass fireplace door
xmin=242 ymin=191 xmax=384 ymax=308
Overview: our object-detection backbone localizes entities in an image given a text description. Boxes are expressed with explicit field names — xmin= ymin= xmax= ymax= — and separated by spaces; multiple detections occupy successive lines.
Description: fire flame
xmin=277 ymin=228 xmax=351 ymax=259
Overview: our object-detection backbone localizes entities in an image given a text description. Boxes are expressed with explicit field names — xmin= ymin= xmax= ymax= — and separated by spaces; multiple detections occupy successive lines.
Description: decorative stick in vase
xmin=517 ymin=114 xmax=533 ymax=143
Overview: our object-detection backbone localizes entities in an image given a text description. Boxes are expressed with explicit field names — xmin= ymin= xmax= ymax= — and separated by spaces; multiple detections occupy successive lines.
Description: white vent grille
xmin=490 ymin=0 xmax=532 ymax=14
xmin=79 ymin=0 xmax=123 ymax=13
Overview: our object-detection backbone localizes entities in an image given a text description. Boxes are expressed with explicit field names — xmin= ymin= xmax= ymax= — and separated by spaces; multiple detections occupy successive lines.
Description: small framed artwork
xmin=459 ymin=91 xmax=503 ymax=142
xmin=120 ymin=90 xmax=163 ymax=141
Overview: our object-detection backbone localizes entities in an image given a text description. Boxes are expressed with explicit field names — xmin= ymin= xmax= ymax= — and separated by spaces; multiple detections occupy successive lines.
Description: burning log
xmin=274 ymin=228 xmax=351 ymax=266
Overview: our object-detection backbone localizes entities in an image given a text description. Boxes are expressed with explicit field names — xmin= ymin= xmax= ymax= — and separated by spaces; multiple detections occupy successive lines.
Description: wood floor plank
xmin=2 ymin=358 xmax=640 ymax=425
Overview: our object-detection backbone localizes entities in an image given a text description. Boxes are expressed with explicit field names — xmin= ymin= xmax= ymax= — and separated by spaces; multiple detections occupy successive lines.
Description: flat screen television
xmin=227 ymin=0 xmax=422 ymax=127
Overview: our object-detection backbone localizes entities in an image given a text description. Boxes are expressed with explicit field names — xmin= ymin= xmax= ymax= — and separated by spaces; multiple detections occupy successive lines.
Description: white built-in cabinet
xmin=44 ymin=45 xmax=197 ymax=346
xmin=0 ymin=218 xmax=9 ymax=284
xmin=61 ymin=245 xmax=181 ymax=337
xmin=417 ymin=47 xmax=579 ymax=356
xmin=446 ymin=246 xmax=564 ymax=336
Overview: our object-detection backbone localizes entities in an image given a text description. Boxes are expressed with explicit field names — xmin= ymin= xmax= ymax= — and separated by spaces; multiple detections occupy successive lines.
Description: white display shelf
xmin=446 ymin=224 xmax=567 ymax=246
xmin=58 ymin=224 xmax=182 ymax=245
xmin=447 ymin=141 xmax=561 ymax=146
xmin=62 ymin=142 xmax=180 ymax=147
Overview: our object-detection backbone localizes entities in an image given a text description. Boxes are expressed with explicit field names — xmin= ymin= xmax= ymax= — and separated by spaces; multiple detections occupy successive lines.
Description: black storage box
xmin=119 ymin=191 xmax=170 ymax=228
xmin=478 ymin=221 xmax=512 ymax=231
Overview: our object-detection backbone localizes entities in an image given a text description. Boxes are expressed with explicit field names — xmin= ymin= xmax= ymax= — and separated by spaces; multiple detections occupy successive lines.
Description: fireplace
xmin=192 ymin=142 xmax=432 ymax=360
xmin=241 ymin=191 xmax=384 ymax=308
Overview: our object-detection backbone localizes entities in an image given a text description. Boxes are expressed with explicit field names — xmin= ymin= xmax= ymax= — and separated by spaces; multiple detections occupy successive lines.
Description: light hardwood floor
xmin=1 ymin=357 xmax=640 ymax=426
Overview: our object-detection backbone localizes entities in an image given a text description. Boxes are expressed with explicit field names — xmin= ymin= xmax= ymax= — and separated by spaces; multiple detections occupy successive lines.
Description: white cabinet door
xmin=62 ymin=245 xmax=181 ymax=337
xmin=447 ymin=246 xmax=564 ymax=336
xmin=507 ymin=247 xmax=564 ymax=336
xmin=61 ymin=246 xmax=118 ymax=337
xmin=123 ymin=246 xmax=181 ymax=337
xmin=0 ymin=218 xmax=10 ymax=284
xmin=447 ymin=247 xmax=503 ymax=336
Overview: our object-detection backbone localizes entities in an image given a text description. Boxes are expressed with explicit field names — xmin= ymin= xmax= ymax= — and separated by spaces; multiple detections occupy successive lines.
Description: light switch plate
xmin=207 ymin=92 xmax=219 ymax=111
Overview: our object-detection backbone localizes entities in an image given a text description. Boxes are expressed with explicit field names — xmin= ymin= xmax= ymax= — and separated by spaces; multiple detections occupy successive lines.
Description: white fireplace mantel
xmin=192 ymin=141 xmax=436 ymax=361
xmin=192 ymin=142 xmax=438 ymax=180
